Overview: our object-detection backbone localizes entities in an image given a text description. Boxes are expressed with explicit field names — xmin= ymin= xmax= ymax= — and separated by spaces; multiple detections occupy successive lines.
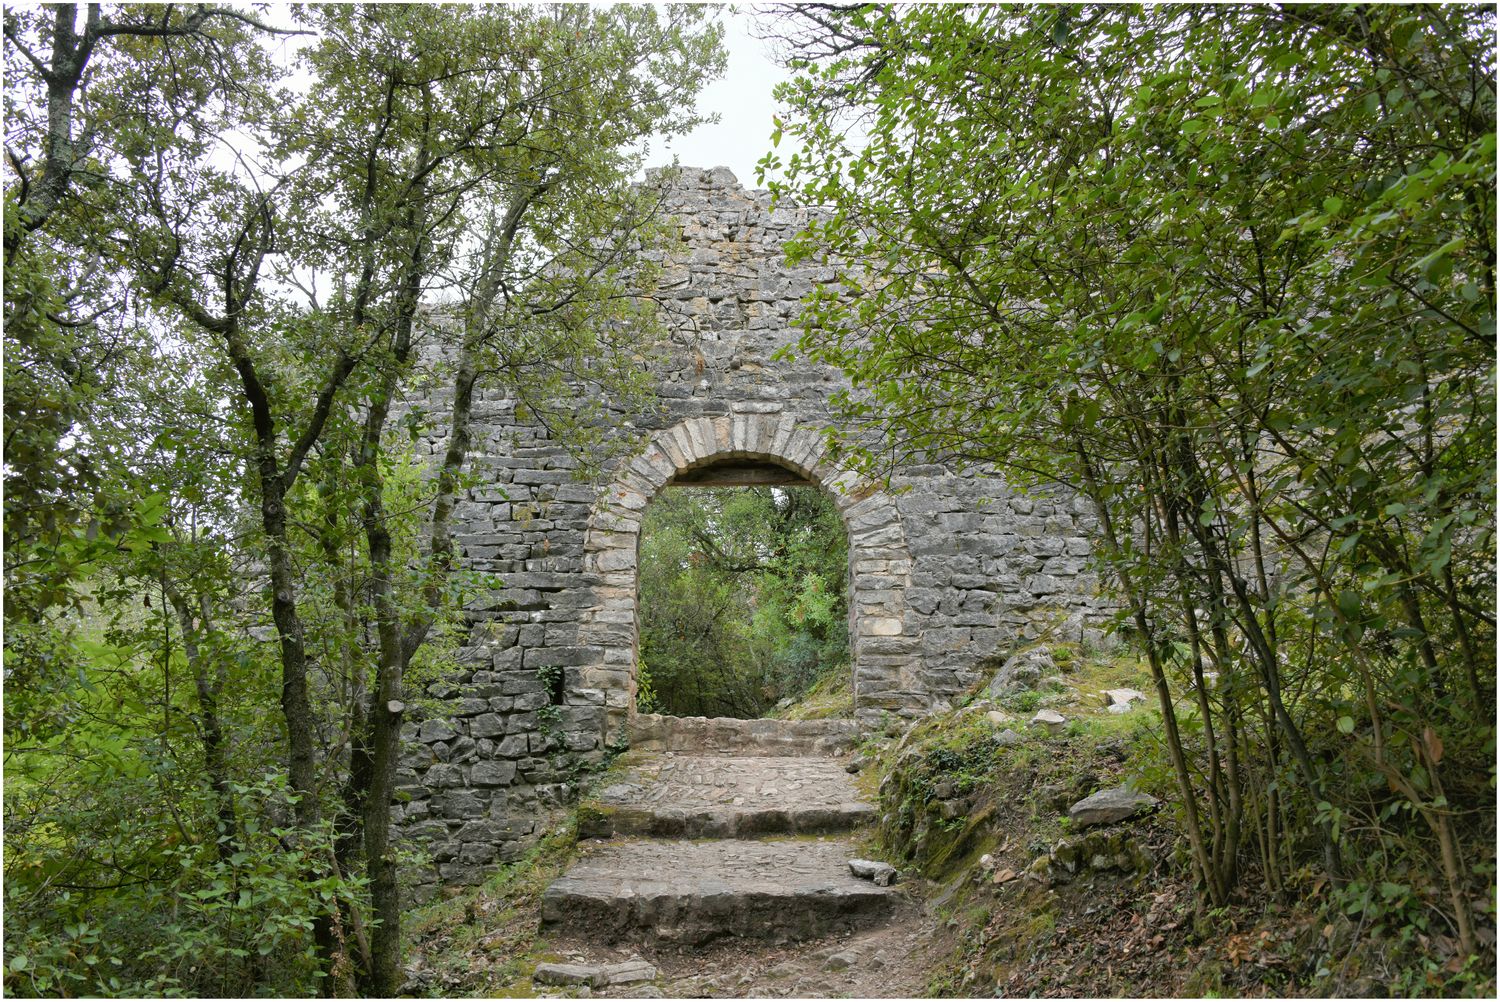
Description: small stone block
xmin=600 ymin=959 xmax=657 ymax=986
xmin=533 ymin=963 xmax=596 ymax=987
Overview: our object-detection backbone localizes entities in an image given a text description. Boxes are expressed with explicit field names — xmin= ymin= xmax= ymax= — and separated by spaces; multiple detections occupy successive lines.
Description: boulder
xmin=1068 ymin=785 xmax=1159 ymax=827
xmin=993 ymin=728 xmax=1025 ymax=747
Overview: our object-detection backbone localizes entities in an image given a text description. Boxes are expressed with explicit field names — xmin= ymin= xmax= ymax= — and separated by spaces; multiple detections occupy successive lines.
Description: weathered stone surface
xmin=600 ymin=959 xmax=657 ymax=986
xmin=1068 ymin=786 xmax=1160 ymax=827
xmin=581 ymin=754 xmax=874 ymax=839
xmin=532 ymin=959 xmax=657 ymax=989
xmin=394 ymin=166 xmax=1114 ymax=890
xmin=533 ymin=963 xmax=596 ymax=987
xmin=1048 ymin=829 xmax=1152 ymax=878
xmin=626 ymin=713 xmax=858 ymax=757
xmin=540 ymin=837 xmax=897 ymax=945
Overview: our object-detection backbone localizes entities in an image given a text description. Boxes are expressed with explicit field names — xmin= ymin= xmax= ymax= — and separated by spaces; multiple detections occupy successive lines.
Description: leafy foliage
xmin=765 ymin=0 xmax=1494 ymax=976
xmin=4 ymin=4 xmax=723 ymax=994
xmin=639 ymin=486 xmax=850 ymax=718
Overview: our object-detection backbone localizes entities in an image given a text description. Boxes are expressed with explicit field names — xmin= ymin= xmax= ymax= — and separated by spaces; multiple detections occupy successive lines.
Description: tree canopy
xmin=765 ymin=0 xmax=1494 ymax=962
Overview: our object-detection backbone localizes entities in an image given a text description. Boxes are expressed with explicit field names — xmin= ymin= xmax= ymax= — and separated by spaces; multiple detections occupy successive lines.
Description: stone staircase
xmin=539 ymin=716 xmax=898 ymax=950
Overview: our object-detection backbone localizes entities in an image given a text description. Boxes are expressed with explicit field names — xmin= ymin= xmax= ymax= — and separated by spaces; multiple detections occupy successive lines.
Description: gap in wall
xmin=636 ymin=484 xmax=852 ymax=719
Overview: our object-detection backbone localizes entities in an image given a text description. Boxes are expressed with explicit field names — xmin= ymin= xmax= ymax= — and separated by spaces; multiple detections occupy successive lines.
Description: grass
xmin=775 ymin=661 xmax=855 ymax=720
xmin=403 ymin=816 xmax=581 ymax=996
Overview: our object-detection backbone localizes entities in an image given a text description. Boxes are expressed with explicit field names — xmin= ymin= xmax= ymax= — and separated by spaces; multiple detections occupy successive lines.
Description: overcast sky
xmin=641 ymin=8 xmax=791 ymax=190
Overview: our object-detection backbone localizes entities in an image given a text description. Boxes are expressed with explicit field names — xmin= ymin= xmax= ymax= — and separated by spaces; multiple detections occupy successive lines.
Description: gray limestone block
xmin=497 ymin=672 xmax=545 ymax=694
xmin=418 ymin=719 xmax=458 ymax=743
xmin=512 ymin=691 xmax=550 ymax=712
xmin=436 ymin=863 xmax=486 ymax=885
xmin=436 ymin=790 xmax=487 ymax=819
xmin=470 ymin=760 xmax=517 ymax=786
xmin=533 ymin=963 xmax=597 ymax=987
xmin=506 ymin=712 xmax=539 ymax=734
xmin=469 ymin=713 xmax=506 ymax=738
xmin=424 ymin=764 xmax=466 ymax=789
xmin=459 ymin=843 xmax=497 ymax=864
xmin=494 ymin=734 xmax=529 ymax=758
xmin=448 ymin=736 xmax=478 ymax=763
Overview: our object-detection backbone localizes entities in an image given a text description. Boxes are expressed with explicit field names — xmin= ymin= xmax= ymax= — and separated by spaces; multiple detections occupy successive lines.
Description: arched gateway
xmin=578 ymin=413 xmax=919 ymax=734
xmin=395 ymin=167 xmax=1110 ymax=898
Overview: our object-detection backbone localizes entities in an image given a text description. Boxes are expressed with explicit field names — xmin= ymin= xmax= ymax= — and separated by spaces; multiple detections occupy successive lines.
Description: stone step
xmin=540 ymin=836 xmax=898 ymax=945
xmin=628 ymin=713 xmax=859 ymax=757
xmin=580 ymin=754 xmax=875 ymax=839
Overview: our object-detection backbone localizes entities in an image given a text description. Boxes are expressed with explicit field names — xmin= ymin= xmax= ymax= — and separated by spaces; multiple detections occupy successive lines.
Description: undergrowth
xmin=867 ymin=642 xmax=1497 ymax=998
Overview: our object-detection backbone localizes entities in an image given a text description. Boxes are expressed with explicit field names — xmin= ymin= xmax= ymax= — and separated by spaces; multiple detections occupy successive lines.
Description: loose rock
xmin=993 ymin=727 xmax=1025 ymax=747
xmin=823 ymin=950 xmax=858 ymax=972
xmin=1030 ymin=708 xmax=1067 ymax=733
xmin=1068 ymin=785 xmax=1159 ymax=827
xmin=534 ymin=963 xmax=598 ymax=987
xmin=849 ymin=858 xmax=900 ymax=886
xmin=1102 ymin=687 xmax=1146 ymax=708
xmin=601 ymin=959 xmax=657 ymax=986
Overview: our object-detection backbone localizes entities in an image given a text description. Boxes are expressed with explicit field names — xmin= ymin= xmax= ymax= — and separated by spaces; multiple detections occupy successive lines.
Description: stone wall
xmin=395 ymin=167 xmax=1111 ymax=897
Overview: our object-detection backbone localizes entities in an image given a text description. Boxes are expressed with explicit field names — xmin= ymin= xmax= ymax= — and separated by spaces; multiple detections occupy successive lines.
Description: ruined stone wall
xmin=395 ymin=167 xmax=1111 ymax=896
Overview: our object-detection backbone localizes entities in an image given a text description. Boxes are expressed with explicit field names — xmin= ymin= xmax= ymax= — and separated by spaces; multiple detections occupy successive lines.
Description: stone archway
xmin=577 ymin=412 xmax=923 ymax=736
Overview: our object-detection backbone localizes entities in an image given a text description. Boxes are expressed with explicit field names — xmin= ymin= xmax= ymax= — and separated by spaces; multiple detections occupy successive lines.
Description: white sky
xmin=640 ymin=6 xmax=791 ymax=190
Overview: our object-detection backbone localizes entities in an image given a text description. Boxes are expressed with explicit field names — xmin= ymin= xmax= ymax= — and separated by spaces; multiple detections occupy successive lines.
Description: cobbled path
xmin=540 ymin=718 xmax=915 ymax=986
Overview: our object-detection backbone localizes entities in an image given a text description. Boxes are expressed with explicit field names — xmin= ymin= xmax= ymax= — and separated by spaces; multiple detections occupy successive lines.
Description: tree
xmin=765 ymin=1 xmax=1494 ymax=962
xmin=5 ymin=3 xmax=724 ymax=995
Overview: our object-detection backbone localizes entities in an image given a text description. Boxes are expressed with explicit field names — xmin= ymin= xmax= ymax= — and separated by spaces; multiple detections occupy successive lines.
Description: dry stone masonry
xmin=396 ymin=167 xmax=1111 ymax=896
